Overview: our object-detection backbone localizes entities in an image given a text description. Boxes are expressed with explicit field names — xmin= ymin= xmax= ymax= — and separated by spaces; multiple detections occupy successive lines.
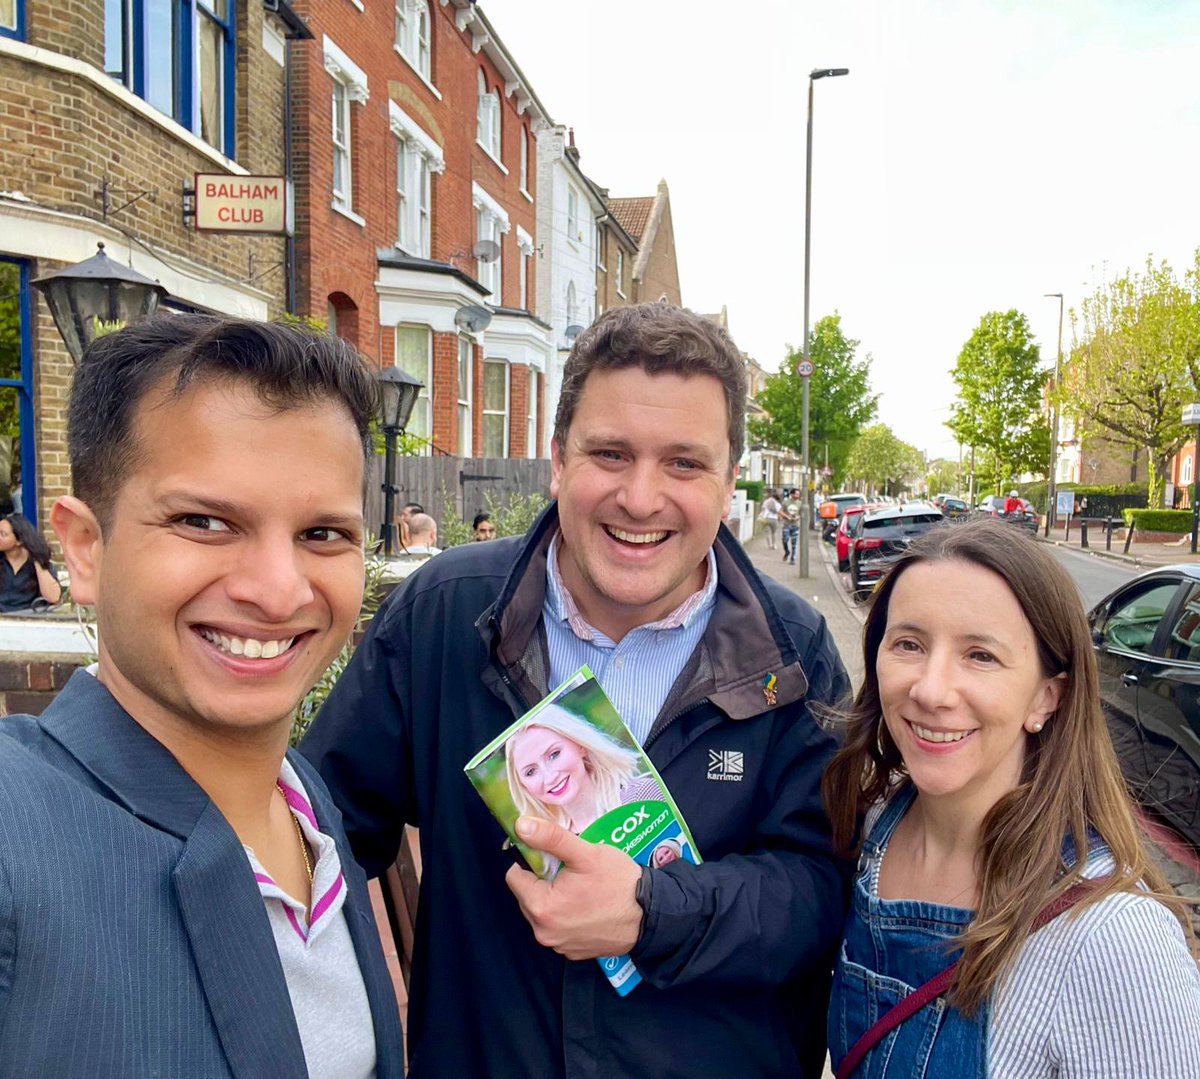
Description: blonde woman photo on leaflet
xmin=823 ymin=517 xmax=1200 ymax=1079
xmin=504 ymin=703 xmax=663 ymax=836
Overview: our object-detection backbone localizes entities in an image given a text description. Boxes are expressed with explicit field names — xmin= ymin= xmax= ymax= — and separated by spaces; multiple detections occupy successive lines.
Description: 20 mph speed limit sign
xmin=798 ymin=360 xmax=815 ymax=377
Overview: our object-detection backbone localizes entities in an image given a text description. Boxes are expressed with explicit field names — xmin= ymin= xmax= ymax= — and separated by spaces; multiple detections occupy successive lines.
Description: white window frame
xmin=332 ymin=79 xmax=352 ymax=210
xmin=1185 ymin=455 xmax=1195 ymax=486
xmin=323 ymin=37 xmax=368 ymax=216
xmin=516 ymin=226 xmax=533 ymax=312
xmin=396 ymin=138 xmax=433 ymax=256
xmin=482 ymin=359 xmax=510 ymax=458
xmin=472 ymin=182 xmax=511 ymax=304
xmin=527 ymin=370 xmax=540 ymax=459
xmin=394 ymin=324 xmax=433 ymax=454
xmin=395 ymin=138 xmax=409 ymax=247
xmin=476 ymin=210 xmax=501 ymax=303
xmin=390 ymin=103 xmax=444 ymax=257
xmin=616 ymin=249 xmax=626 ymax=298
xmin=458 ymin=336 xmax=474 ymax=457
xmin=395 ymin=0 xmax=432 ymax=81
xmin=416 ymin=1 xmax=430 ymax=76
xmin=567 ymin=187 xmax=580 ymax=246
xmin=595 ymin=223 xmax=605 ymax=270
xmin=476 ymin=68 xmax=501 ymax=164
xmin=519 ymin=126 xmax=529 ymax=194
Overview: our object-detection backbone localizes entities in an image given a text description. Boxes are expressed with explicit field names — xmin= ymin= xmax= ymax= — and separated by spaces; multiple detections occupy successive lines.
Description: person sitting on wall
xmin=398 ymin=501 xmax=424 ymax=548
xmin=473 ymin=512 xmax=497 ymax=541
xmin=0 ymin=513 xmax=62 ymax=613
xmin=402 ymin=512 xmax=441 ymax=558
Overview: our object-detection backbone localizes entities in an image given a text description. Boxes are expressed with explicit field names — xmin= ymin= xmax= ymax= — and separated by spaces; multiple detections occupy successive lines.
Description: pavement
xmin=1036 ymin=520 xmax=1200 ymax=570
xmin=742 ymin=528 xmax=866 ymax=690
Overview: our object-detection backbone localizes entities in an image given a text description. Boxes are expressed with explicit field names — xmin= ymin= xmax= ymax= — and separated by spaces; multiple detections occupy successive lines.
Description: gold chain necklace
xmin=277 ymin=782 xmax=314 ymax=884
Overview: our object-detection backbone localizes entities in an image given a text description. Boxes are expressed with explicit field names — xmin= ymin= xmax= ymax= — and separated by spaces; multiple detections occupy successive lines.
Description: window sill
xmin=395 ymin=241 xmax=431 ymax=259
xmin=476 ymin=140 xmax=509 ymax=175
xmin=332 ymin=201 xmax=366 ymax=227
xmin=394 ymin=46 xmax=442 ymax=99
xmin=346 ymin=0 xmax=364 ymax=10
xmin=519 ymin=187 xmax=533 ymax=204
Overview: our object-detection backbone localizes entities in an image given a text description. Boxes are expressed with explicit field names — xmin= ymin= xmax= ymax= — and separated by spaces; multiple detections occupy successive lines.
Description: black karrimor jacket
xmin=302 ymin=504 xmax=852 ymax=1079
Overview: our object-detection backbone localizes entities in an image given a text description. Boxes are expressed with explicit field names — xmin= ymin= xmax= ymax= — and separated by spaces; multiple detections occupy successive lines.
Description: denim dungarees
xmin=828 ymin=786 xmax=988 ymax=1078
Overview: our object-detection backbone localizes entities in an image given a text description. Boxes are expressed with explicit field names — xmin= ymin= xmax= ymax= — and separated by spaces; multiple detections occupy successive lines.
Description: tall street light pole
xmin=1044 ymin=292 xmax=1064 ymax=537
xmin=799 ymin=66 xmax=849 ymax=578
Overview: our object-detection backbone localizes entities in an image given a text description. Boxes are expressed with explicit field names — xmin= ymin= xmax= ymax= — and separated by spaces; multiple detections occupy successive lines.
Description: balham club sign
xmin=194 ymin=174 xmax=291 ymax=234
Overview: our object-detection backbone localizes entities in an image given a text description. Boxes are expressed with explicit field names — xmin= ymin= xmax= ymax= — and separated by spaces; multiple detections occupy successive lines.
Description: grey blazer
xmin=0 ymin=670 xmax=404 ymax=1078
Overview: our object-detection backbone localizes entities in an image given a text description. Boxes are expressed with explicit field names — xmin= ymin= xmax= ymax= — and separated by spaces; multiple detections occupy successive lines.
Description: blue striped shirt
xmin=543 ymin=534 xmax=718 ymax=745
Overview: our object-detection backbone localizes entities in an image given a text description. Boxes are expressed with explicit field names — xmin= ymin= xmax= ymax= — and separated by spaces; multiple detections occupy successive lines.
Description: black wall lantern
xmin=32 ymin=242 xmax=169 ymax=362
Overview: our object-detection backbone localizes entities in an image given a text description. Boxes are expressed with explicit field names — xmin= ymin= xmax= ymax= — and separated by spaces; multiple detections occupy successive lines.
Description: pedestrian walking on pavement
xmin=760 ymin=488 xmax=782 ymax=550
xmin=823 ymin=518 xmax=1200 ymax=1078
xmin=782 ymin=488 xmax=802 ymax=563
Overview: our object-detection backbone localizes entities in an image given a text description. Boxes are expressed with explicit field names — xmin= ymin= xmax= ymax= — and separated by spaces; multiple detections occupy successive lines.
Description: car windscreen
xmin=862 ymin=513 xmax=942 ymax=536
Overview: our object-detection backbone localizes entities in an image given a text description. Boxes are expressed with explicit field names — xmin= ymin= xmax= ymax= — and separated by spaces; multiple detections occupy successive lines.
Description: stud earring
xmin=1029 ymin=720 xmax=1044 ymax=733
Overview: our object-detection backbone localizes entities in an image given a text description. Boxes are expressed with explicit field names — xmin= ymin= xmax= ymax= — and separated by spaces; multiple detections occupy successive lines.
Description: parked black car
xmin=847 ymin=503 xmax=945 ymax=600
xmin=1088 ymin=566 xmax=1200 ymax=847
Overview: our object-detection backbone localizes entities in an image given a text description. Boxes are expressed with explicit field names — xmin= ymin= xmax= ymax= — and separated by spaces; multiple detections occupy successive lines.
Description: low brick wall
xmin=0 ymin=654 xmax=89 ymax=716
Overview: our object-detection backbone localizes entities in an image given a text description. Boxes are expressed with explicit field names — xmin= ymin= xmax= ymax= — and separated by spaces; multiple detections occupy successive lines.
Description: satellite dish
xmin=454 ymin=304 xmax=493 ymax=334
xmin=472 ymin=239 xmax=501 ymax=264
xmin=564 ymin=324 xmax=586 ymax=342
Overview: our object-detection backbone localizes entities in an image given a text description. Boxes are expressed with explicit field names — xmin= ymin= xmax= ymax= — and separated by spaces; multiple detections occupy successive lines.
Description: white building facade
xmin=534 ymin=124 xmax=605 ymax=456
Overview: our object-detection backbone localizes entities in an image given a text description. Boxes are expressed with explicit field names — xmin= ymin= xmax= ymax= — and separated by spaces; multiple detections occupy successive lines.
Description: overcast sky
xmin=484 ymin=0 xmax=1200 ymax=461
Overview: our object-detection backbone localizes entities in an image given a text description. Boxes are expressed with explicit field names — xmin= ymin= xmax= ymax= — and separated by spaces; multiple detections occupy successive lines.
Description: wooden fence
xmin=365 ymin=455 xmax=552 ymax=538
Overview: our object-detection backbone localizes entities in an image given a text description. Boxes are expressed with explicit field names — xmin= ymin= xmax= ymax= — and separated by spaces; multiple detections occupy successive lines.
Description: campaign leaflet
xmin=463 ymin=665 xmax=701 ymax=996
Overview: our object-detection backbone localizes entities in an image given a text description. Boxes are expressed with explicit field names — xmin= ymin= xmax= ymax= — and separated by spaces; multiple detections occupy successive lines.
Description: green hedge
xmin=1016 ymin=481 xmax=1146 ymax=514
xmin=736 ymin=479 xmax=765 ymax=504
xmin=1122 ymin=509 xmax=1193 ymax=534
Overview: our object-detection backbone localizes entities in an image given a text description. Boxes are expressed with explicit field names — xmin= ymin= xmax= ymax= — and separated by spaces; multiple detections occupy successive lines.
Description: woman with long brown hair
xmin=824 ymin=518 xmax=1200 ymax=1077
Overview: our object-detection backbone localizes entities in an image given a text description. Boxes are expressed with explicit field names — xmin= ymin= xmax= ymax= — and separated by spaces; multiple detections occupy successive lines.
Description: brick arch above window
xmin=327 ymin=292 xmax=360 ymax=348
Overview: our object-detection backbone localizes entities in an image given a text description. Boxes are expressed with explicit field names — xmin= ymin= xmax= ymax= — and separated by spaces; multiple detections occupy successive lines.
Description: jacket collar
xmin=36 ymin=669 xmax=211 ymax=838
xmin=477 ymin=504 xmax=810 ymax=722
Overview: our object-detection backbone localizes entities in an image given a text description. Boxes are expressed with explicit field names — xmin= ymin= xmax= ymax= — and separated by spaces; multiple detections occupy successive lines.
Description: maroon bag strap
xmin=835 ymin=881 xmax=1095 ymax=1079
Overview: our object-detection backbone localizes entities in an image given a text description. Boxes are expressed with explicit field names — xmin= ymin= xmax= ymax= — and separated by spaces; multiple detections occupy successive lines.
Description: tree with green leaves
xmin=947 ymin=310 xmax=1050 ymax=494
xmin=925 ymin=458 xmax=960 ymax=497
xmin=845 ymin=424 xmax=924 ymax=496
xmin=749 ymin=313 xmax=877 ymax=489
xmin=1063 ymin=256 xmax=1200 ymax=508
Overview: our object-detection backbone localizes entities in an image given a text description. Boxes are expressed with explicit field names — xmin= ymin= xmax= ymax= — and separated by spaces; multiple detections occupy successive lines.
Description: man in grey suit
xmin=0 ymin=318 xmax=403 ymax=1077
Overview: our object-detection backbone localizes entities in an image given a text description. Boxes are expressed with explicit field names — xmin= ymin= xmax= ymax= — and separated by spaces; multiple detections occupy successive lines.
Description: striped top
xmin=990 ymin=848 xmax=1200 ymax=1077
xmin=864 ymin=799 xmax=1200 ymax=1076
xmin=544 ymin=533 xmax=718 ymax=744
xmin=244 ymin=759 xmax=376 ymax=1079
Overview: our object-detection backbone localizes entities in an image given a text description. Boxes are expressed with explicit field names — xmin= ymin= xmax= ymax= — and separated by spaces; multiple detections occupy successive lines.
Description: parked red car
xmin=836 ymin=502 xmax=884 ymax=572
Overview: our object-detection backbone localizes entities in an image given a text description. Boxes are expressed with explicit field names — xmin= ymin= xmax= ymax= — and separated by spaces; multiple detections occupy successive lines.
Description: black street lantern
xmin=32 ymin=242 xmax=169 ymax=362
xmin=375 ymin=365 xmax=424 ymax=556
xmin=376 ymin=365 xmax=423 ymax=433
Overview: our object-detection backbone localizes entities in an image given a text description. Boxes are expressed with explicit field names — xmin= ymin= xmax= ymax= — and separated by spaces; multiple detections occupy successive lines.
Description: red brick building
xmin=292 ymin=0 xmax=552 ymax=459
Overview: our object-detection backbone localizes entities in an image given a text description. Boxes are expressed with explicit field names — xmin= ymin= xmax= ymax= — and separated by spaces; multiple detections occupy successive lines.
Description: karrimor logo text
xmin=707 ymin=750 xmax=744 ymax=782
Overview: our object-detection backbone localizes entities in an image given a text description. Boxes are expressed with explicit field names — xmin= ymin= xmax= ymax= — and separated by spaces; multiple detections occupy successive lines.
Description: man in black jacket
xmin=303 ymin=303 xmax=851 ymax=1078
